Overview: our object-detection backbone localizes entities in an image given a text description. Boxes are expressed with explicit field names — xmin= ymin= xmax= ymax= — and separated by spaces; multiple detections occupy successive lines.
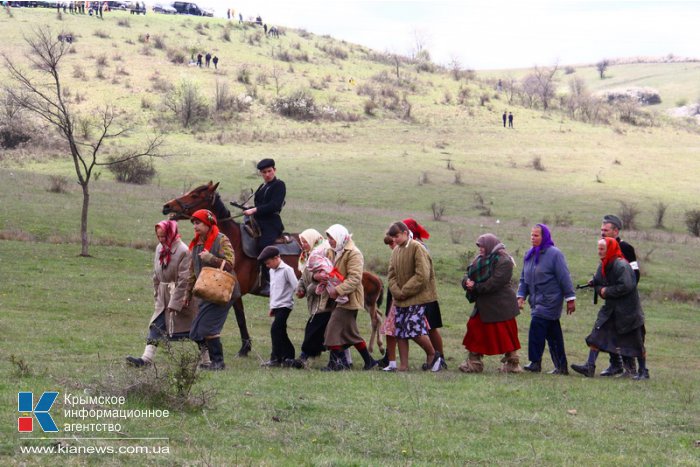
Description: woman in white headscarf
xmin=292 ymin=228 xmax=331 ymax=367
xmin=319 ymin=224 xmax=377 ymax=371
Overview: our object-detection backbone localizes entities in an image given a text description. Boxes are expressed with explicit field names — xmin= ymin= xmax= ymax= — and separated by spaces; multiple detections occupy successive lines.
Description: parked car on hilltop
xmin=172 ymin=1 xmax=212 ymax=17
xmin=153 ymin=3 xmax=177 ymax=14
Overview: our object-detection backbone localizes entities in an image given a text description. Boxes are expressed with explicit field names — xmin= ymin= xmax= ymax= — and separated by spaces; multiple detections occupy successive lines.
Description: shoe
xmin=203 ymin=361 xmax=225 ymax=371
xmin=126 ymin=356 xmax=149 ymax=367
xmin=382 ymin=365 xmax=397 ymax=372
xmin=236 ymin=339 xmax=252 ymax=358
xmin=618 ymin=368 xmax=636 ymax=379
xmin=440 ymin=359 xmax=448 ymax=370
xmin=548 ymin=367 xmax=569 ymax=375
xmin=283 ymin=358 xmax=305 ymax=369
xmin=633 ymin=368 xmax=650 ymax=380
xmin=523 ymin=361 xmax=542 ymax=373
xmin=571 ymin=363 xmax=595 ymax=377
xmin=261 ymin=359 xmax=281 ymax=368
xmin=600 ymin=365 xmax=623 ymax=377
xmin=363 ymin=359 xmax=380 ymax=371
xmin=430 ymin=352 xmax=444 ymax=372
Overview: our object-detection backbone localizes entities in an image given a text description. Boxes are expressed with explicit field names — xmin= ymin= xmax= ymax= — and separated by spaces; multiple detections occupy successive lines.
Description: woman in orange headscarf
xmin=571 ymin=237 xmax=647 ymax=379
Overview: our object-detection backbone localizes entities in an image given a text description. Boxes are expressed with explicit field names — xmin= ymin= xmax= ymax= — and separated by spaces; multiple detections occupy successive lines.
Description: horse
xmin=162 ymin=182 xmax=385 ymax=357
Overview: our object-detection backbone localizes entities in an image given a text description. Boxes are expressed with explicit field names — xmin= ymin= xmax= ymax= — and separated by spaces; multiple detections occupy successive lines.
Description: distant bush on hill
xmin=601 ymin=87 xmax=661 ymax=105
xmin=271 ymin=89 xmax=317 ymax=120
xmin=107 ymin=156 xmax=156 ymax=185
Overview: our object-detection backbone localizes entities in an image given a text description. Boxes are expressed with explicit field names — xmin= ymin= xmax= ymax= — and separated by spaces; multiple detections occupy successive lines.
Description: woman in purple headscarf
xmin=517 ymin=224 xmax=576 ymax=375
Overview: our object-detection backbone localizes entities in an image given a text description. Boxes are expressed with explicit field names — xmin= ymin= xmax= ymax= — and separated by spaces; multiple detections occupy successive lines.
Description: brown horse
xmin=163 ymin=182 xmax=385 ymax=357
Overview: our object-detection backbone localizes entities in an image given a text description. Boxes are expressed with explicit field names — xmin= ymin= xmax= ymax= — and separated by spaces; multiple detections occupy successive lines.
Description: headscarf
xmin=402 ymin=218 xmax=430 ymax=240
xmin=298 ymin=228 xmax=325 ymax=272
xmin=188 ymin=209 xmax=220 ymax=253
xmin=524 ymin=223 xmax=555 ymax=265
xmin=600 ymin=237 xmax=625 ymax=278
xmin=465 ymin=234 xmax=507 ymax=301
xmin=326 ymin=224 xmax=351 ymax=256
xmin=155 ymin=220 xmax=180 ymax=268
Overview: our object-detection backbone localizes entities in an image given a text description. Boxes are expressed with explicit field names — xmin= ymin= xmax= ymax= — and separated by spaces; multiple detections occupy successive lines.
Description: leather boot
xmin=523 ymin=360 xmax=541 ymax=373
xmin=205 ymin=338 xmax=225 ymax=371
xmin=571 ymin=362 xmax=595 ymax=377
xmin=600 ymin=353 xmax=623 ymax=376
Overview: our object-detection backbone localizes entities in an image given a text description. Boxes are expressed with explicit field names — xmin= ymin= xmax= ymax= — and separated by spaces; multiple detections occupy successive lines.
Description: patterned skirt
xmin=462 ymin=313 xmax=521 ymax=355
xmin=394 ymin=304 xmax=430 ymax=339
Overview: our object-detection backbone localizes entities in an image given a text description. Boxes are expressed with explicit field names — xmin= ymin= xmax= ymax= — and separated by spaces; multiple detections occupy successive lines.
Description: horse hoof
xmin=236 ymin=339 xmax=252 ymax=357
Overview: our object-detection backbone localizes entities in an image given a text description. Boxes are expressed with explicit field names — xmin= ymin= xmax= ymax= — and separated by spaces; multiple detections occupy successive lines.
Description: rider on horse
xmin=243 ymin=158 xmax=286 ymax=295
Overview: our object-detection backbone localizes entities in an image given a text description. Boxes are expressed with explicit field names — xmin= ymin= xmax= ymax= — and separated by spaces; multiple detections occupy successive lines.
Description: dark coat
xmin=468 ymin=251 xmax=520 ymax=323
xmin=592 ymin=258 xmax=644 ymax=334
xmin=253 ymin=177 xmax=286 ymax=235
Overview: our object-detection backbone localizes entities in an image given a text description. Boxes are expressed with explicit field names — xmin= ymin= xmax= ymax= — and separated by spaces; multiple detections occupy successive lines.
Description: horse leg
xmin=367 ymin=305 xmax=376 ymax=354
xmin=375 ymin=310 xmax=384 ymax=355
xmin=232 ymin=297 xmax=252 ymax=357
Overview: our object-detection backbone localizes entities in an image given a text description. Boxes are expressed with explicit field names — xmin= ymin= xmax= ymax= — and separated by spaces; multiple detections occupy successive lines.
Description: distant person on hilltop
xmin=502 ymin=111 xmax=507 ymax=128
xmin=212 ymin=55 xmax=219 ymax=69
xmin=196 ymin=53 xmax=203 ymax=68
xmin=239 ymin=12 xmax=243 ymax=23
xmin=205 ymin=52 xmax=211 ymax=68
xmin=508 ymin=112 xmax=514 ymax=128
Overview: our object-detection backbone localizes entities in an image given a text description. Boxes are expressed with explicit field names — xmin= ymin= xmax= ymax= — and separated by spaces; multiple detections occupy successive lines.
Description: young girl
xmin=184 ymin=209 xmax=235 ymax=371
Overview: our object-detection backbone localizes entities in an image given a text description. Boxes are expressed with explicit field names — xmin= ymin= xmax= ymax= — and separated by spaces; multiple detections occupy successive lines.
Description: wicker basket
xmin=193 ymin=261 xmax=236 ymax=305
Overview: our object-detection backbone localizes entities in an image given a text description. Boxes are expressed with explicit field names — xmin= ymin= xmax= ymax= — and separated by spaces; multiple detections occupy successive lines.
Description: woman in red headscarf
xmin=126 ymin=220 xmax=195 ymax=367
xmin=571 ymin=237 xmax=647 ymax=379
xmin=184 ymin=209 xmax=236 ymax=371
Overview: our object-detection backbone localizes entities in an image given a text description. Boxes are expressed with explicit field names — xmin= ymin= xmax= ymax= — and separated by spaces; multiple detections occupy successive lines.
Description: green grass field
xmin=1 ymin=7 xmax=699 ymax=466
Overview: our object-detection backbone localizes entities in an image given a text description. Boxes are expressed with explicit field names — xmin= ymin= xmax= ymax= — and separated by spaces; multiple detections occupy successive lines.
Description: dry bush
xmin=150 ymin=72 xmax=174 ymax=93
xmin=453 ymin=171 xmax=464 ymax=185
xmin=112 ymin=53 xmax=123 ymax=61
xmin=107 ymin=156 xmax=157 ymax=185
xmin=9 ymin=354 xmax=32 ymax=378
xmin=364 ymin=99 xmax=377 ymax=116
xmin=117 ymin=18 xmax=130 ymax=28
xmin=619 ymin=201 xmax=640 ymax=230
xmin=95 ymin=65 xmax=107 ymax=80
xmin=270 ymin=89 xmax=317 ymax=121
xmin=93 ymin=29 xmax=110 ymax=39
xmin=72 ymin=65 xmax=86 ymax=79
xmin=418 ymin=171 xmax=429 ymax=185
xmin=140 ymin=45 xmax=154 ymax=56
xmin=48 ymin=175 xmax=69 ymax=193
xmin=450 ymin=227 xmax=466 ymax=245
xmin=431 ymin=202 xmax=445 ymax=221
xmin=237 ymin=66 xmax=252 ymax=84
xmin=554 ymin=211 xmax=574 ymax=227
xmin=153 ymin=35 xmax=166 ymax=50
xmin=473 ymin=192 xmax=492 ymax=216
xmin=685 ymin=209 xmax=700 ymax=237
xmin=654 ymin=202 xmax=668 ymax=229
xmin=141 ymin=96 xmax=152 ymax=109
xmin=167 ymin=48 xmax=186 ymax=64
xmin=115 ymin=66 xmax=130 ymax=76
xmin=532 ymin=156 xmax=545 ymax=171
xmin=0 ymin=228 xmax=36 ymax=242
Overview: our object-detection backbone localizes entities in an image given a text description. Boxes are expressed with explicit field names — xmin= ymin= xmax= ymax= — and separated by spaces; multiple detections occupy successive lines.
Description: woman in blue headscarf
xmin=517 ymin=224 xmax=576 ymax=374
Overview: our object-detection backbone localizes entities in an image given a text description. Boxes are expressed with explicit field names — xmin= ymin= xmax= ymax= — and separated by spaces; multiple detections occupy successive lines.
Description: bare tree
xmin=4 ymin=27 xmax=165 ymax=256
xmin=532 ymin=63 xmax=559 ymax=110
xmin=596 ymin=59 xmax=610 ymax=79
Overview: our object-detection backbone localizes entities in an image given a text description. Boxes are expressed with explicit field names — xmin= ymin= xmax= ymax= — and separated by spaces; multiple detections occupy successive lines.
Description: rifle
xmin=576 ymin=283 xmax=598 ymax=304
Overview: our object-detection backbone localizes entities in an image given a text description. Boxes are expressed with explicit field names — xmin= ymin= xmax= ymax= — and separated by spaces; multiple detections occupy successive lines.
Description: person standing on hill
xmin=196 ymin=53 xmax=203 ymax=67
xmin=205 ymin=52 xmax=211 ymax=68
xmin=502 ymin=111 xmax=507 ymax=128
xmin=243 ymin=158 xmax=286 ymax=295
xmin=598 ymin=214 xmax=644 ymax=377
xmin=508 ymin=112 xmax=514 ymax=128
xmin=212 ymin=55 xmax=219 ymax=69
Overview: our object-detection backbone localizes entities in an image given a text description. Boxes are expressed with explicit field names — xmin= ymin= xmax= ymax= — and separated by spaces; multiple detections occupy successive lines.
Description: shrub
xmin=431 ymin=202 xmax=445 ymax=221
xmin=164 ymin=80 xmax=209 ymax=128
xmin=619 ymin=201 xmax=640 ymax=230
xmin=72 ymin=65 xmax=86 ymax=79
xmin=479 ymin=93 xmax=490 ymax=106
xmin=47 ymin=175 xmax=69 ymax=193
xmin=153 ymin=35 xmax=166 ymax=50
xmin=117 ymin=18 xmax=130 ymax=28
xmin=532 ymin=156 xmax=545 ymax=171
xmin=93 ymin=29 xmax=110 ymax=39
xmin=453 ymin=171 xmax=464 ymax=185
xmin=270 ymin=89 xmax=317 ymax=121
xmin=95 ymin=54 xmax=108 ymax=67
xmin=237 ymin=66 xmax=252 ymax=84
xmin=684 ymin=209 xmax=700 ymax=237
xmin=107 ymin=156 xmax=157 ymax=185
xmin=564 ymin=66 xmax=576 ymax=74
xmin=363 ymin=99 xmax=377 ymax=116
xmin=167 ymin=48 xmax=186 ymax=64
xmin=654 ymin=202 xmax=668 ymax=229
xmin=0 ymin=122 xmax=31 ymax=149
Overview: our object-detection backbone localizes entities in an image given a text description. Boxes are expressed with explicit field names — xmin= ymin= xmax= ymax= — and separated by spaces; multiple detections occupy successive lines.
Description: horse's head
xmin=163 ymin=181 xmax=219 ymax=220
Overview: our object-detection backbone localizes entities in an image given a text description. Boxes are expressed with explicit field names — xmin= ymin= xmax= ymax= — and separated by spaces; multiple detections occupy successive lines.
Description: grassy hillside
xmin=1 ymin=8 xmax=699 ymax=466
xmin=479 ymin=60 xmax=700 ymax=112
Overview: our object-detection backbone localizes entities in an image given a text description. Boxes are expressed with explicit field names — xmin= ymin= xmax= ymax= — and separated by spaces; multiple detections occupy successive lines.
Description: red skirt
xmin=462 ymin=313 xmax=520 ymax=355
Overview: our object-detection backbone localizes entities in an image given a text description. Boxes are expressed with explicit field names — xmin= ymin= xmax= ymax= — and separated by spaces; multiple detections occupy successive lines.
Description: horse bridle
xmin=171 ymin=191 xmax=236 ymax=222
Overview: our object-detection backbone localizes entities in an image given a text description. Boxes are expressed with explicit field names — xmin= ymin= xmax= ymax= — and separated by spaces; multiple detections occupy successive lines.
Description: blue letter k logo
xmin=18 ymin=392 xmax=59 ymax=432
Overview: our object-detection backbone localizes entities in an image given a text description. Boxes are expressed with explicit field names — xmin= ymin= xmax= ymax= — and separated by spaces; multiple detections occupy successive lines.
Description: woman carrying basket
xmin=184 ymin=209 xmax=237 ymax=371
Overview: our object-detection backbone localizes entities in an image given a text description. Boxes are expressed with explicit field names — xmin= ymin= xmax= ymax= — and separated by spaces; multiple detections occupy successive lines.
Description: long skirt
xmin=301 ymin=311 xmax=332 ymax=357
xmin=189 ymin=299 xmax=230 ymax=342
xmin=147 ymin=312 xmax=190 ymax=343
xmin=585 ymin=319 xmax=645 ymax=358
xmin=463 ymin=313 xmax=520 ymax=355
xmin=324 ymin=308 xmax=363 ymax=347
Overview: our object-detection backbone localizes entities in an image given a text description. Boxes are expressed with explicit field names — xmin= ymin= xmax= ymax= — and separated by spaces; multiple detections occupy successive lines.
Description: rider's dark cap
xmin=256 ymin=158 xmax=275 ymax=170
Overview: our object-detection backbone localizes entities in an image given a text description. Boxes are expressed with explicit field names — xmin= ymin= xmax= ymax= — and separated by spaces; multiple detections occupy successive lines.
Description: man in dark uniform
xmin=599 ymin=214 xmax=642 ymax=377
xmin=244 ymin=158 xmax=286 ymax=294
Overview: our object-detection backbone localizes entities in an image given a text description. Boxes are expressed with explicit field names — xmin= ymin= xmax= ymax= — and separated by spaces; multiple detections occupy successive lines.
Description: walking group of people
xmin=127 ymin=161 xmax=648 ymax=380
xmin=195 ymin=52 xmax=219 ymax=69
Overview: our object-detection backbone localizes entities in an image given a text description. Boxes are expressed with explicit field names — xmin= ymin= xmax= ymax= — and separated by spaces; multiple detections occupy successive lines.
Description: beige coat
xmin=319 ymin=239 xmax=364 ymax=311
xmin=388 ymin=239 xmax=438 ymax=307
xmin=151 ymin=240 xmax=196 ymax=335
